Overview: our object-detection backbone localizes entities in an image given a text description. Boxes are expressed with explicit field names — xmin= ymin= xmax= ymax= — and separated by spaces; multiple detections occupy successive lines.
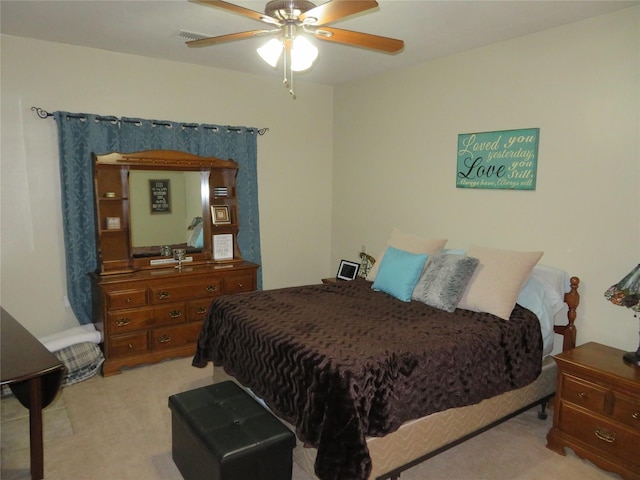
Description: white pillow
xmin=530 ymin=264 xmax=571 ymax=316
xmin=458 ymin=245 xmax=543 ymax=320
xmin=366 ymin=228 xmax=447 ymax=282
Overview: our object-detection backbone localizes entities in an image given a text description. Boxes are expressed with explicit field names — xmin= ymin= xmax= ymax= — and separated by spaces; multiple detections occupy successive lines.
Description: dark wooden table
xmin=1 ymin=307 xmax=65 ymax=480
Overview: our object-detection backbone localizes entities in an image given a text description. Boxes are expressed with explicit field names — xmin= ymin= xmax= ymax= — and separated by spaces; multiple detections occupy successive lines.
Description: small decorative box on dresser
xmin=547 ymin=342 xmax=640 ymax=480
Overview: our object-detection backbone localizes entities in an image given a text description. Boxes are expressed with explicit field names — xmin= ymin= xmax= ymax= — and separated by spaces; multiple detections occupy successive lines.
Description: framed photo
xmin=211 ymin=205 xmax=231 ymax=225
xmin=212 ymin=234 xmax=234 ymax=261
xmin=336 ymin=260 xmax=360 ymax=281
xmin=105 ymin=216 xmax=121 ymax=230
xmin=149 ymin=179 xmax=171 ymax=213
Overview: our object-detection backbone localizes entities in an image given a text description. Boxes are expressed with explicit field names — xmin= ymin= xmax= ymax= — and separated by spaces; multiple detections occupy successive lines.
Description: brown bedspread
xmin=193 ymin=278 xmax=542 ymax=480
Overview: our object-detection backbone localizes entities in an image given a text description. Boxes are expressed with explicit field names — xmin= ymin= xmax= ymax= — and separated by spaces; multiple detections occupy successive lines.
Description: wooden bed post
xmin=553 ymin=276 xmax=579 ymax=352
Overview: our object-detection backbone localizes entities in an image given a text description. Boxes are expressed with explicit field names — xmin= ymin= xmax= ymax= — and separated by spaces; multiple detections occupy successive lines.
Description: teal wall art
xmin=456 ymin=128 xmax=539 ymax=190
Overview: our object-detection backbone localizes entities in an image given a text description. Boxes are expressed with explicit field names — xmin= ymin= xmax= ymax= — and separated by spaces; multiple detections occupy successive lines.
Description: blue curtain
xmin=55 ymin=112 xmax=262 ymax=325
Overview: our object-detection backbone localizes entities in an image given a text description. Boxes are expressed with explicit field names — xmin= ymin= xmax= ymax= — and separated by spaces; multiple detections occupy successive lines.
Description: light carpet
xmin=1 ymin=356 xmax=621 ymax=480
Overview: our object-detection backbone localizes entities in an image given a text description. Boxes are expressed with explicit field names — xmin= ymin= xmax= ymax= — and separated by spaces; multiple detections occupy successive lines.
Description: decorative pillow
xmin=412 ymin=253 xmax=480 ymax=312
xmin=366 ymin=228 xmax=447 ymax=281
xmin=458 ymin=245 xmax=543 ymax=320
xmin=371 ymin=246 xmax=428 ymax=302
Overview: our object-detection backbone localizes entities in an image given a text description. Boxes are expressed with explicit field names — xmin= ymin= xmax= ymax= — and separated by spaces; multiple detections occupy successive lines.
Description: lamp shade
xmin=290 ymin=36 xmax=318 ymax=72
xmin=257 ymin=35 xmax=318 ymax=72
xmin=257 ymin=38 xmax=283 ymax=68
xmin=604 ymin=264 xmax=640 ymax=312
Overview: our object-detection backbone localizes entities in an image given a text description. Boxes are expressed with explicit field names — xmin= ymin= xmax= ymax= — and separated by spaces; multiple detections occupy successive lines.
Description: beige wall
xmin=332 ymin=7 xmax=640 ymax=353
xmin=0 ymin=35 xmax=333 ymax=336
xmin=2 ymin=6 xmax=639 ymax=356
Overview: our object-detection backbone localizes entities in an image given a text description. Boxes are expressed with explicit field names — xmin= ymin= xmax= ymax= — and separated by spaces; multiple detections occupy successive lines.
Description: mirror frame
xmin=93 ymin=150 xmax=241 ymax=274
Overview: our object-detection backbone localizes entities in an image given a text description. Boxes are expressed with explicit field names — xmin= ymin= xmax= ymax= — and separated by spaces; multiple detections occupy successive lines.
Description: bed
xmin=193 ymin=239 xmax=580 ymax=480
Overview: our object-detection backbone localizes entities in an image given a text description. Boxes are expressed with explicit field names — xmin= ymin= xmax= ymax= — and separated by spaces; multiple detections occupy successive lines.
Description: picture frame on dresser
xmin=211 ymin=205 xmax=231 ymax=225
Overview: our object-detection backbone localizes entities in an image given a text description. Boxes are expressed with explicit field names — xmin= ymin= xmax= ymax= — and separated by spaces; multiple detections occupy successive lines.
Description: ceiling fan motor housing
xmin=265 ymin=0 xmax=317 ymax=21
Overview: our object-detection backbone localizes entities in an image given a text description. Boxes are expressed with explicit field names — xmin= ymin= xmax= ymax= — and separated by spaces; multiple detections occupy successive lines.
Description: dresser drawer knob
xmin=127 ymin=343 xmax=134 ymax=349
xmin=158 ymin=335 xmax=172 ymax=344
xmin=169 ymin=310 xmax=182 ymax=319
xmin=195 ymin=306 xmax=207 ymax=314
xmin=115 ymin=317 xmax=131 ymax=327
xmin=633 ymin=412 xmax=639 ymax=420
xmin=205 ymin=285 xmax=217 ymax=293
xmin=126 ymin=297 xmax=132 ymax=303
xmin=578 ymin=392 xmax=586 ymax=400
xmin=157 ymin=291 xmax=170 ymax=300
xmin=594 ymin=427 xmax=616 ymax=444
xmin=237 ymin=282 xmax=243 ymax=288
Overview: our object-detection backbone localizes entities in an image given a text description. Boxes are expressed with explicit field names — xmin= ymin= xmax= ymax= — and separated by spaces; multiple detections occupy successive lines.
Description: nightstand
xmin=546 ymin=342 xmax=640 ymax=480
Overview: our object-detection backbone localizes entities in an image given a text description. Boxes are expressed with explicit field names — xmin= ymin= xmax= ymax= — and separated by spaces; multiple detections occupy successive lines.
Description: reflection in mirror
xmin=129 ymin=170 xmax=207 ymax=257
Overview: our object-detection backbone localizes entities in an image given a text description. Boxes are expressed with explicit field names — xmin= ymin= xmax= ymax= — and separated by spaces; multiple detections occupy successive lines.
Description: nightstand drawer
xmin=612 ymin=392 xmax=640 ymax=432
xmin=560 ymin=403 xmax=639 ymax=467
xmin=562 ymin=373 xmax=608 ymax=414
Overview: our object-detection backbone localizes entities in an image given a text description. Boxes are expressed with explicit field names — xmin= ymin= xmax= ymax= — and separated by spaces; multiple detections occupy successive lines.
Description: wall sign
xmin=150 ymin=179 xmax=171 ymax=213
xmin=456 ymin=128 xmax=539 ymax=190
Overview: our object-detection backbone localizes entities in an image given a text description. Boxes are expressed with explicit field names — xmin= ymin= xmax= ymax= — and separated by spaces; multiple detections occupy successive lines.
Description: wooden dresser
xmin=546 ymin=342 xmax=640 ymax=480
xmin=90 ymin=150 xmax=260 ymax=376
xmin=92 ymin=262 xmax=258 ymax=376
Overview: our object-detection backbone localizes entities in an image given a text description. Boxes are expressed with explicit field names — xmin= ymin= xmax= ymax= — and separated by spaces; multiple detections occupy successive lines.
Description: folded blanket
xmin=38 ymin=324 xmax=101 ymax=352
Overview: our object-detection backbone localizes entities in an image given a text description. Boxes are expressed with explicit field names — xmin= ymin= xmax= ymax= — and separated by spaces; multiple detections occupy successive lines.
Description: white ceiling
xmin=1 ymin=0 xmax=637 ymax=86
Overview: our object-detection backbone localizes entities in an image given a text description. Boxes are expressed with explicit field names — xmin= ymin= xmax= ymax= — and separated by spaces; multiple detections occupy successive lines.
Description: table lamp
xmin=604 ymin=263 xmax=640 ymax=366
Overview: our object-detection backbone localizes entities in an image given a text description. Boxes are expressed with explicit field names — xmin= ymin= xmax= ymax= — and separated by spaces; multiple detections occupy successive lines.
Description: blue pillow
xmin=371 ymin=246 xmax=428 ymax=302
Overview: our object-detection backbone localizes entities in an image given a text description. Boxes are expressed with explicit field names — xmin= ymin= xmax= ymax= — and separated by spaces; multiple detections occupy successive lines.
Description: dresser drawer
xmin=188 ymin=299 xmax=211 ymax=321
xmin=107 ymin=289 xmax=147 ymax=310
xmin=106 ymin=309 xmax=151 ymax=334
xmin=612 ymin=392 xmax=640 ymax=432
xmin=150 ymin=321 xmax=203 ymax=351
xmin=149 ymin=280 xmax=223 ymax=304
xmin=224 ymin=273 xmax=255 ymax=294
xmin=151 ymin=303 xmax=188 ymax=326
xmin=109 ymin=331 xmax=148 ymax=357
xmin=561 ymin=373 xmax=608 ymax=414
xmin=559 ymin=403 xmax=639 ymax=467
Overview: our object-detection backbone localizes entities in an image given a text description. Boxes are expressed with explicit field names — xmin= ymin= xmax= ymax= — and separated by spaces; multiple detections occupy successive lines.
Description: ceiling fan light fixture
xmin=257 ymin=38 xmax=283 ymax=67
xmin=290 ymin=36 xmax=318 ymax=72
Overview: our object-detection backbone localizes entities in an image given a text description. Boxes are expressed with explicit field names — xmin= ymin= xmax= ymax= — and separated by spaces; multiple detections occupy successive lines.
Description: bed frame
xmin=280 ymin=276 xmax=581 ymax=480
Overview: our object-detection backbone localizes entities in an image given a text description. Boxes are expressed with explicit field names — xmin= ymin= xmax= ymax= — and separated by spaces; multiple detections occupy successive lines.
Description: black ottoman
xmin=168 ymin=381 xmax=296 ymax=480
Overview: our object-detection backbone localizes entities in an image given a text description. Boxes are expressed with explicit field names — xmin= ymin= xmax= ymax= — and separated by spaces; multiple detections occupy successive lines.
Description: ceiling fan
xmin=186 ymin=0 xmax=404 ymax=97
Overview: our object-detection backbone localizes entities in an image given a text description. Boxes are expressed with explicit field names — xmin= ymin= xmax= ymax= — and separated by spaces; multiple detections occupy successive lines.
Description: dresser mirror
xmin=93 ymin=150 xmax=241 ymax=274
xmin=129 ymin=170 xmax=207 ymax=258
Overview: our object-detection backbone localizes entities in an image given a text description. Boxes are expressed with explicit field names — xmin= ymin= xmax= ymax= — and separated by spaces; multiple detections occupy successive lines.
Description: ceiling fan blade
xmin=313 ymin=27 xmax=404 ymax=53
xmin=189 ymin=0 xmax=281 ymax=25
xmin=187 ymin=29 xmax=275 ymax=47
xmin=301 ymin=0 xmax=379 ymax=26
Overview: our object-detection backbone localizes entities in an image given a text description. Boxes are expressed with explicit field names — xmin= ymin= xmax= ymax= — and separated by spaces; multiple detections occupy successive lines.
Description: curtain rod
xmin=31 ymin=107 xmax=269 ymax=136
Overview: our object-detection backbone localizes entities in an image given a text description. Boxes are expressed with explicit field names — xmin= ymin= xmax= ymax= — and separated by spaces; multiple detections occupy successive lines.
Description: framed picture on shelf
xmin=105 ymin=217 xmax=121 ymax=230
xmin=213 ymin=234 xmax=234 ymax=261
xmin=336 ymin=260 xmax=360 ymax=281
xmin=211 ymin=205 xmax=231 ymax=225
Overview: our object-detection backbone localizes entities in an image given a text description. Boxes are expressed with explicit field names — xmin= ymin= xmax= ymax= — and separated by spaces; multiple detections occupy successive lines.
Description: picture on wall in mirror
xmin=211 ymin=205 xmax=231 ymax=225
xmin=150 ymin=179 xmax=171 ymax=213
